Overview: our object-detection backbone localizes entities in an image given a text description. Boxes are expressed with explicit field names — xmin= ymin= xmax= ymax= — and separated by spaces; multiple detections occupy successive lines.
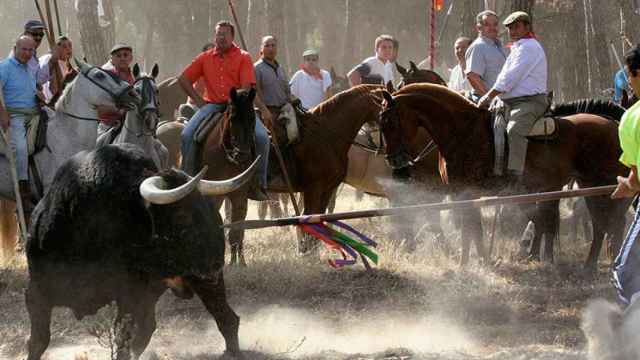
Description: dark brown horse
xmin=396 ymin=61 xmax=447 ymax=88
xmin=378 ymin=83 xmax=630 ymax=269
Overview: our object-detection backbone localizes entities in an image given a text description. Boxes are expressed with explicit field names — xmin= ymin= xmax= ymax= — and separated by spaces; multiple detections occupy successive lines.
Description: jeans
xmin=9 ymin=113 xmax=28 ymax=180
xmin=180 ymin=103 xmax=270 ymax=186
xmin=613 ymin=205 xmax=640 ymax=306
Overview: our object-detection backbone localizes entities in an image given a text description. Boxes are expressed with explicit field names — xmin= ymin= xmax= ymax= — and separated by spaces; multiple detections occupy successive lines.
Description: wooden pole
xmin=225 ymin=185 xmax=619 ymax=230
xmin=53 ymin=0 xmax=63 ymax=36
xmin=227 ymin=0 xmax=249 ymax=51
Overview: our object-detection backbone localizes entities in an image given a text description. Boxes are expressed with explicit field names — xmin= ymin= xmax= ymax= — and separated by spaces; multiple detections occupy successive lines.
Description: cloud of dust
xmin=237 ymin=305 xmax=477 ymax=356
xmin=581 ymin=298 xmax=640 ymax=360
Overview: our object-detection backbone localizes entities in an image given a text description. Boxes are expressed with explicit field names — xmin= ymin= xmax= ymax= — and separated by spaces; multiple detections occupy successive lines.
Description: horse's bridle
xmin=59 ymin=66 xmax=135 ymax=122
xmin=122 ymin=76 xmax=160 ymax=138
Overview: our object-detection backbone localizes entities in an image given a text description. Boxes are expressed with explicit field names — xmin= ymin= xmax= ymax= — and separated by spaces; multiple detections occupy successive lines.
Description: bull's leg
xmin=188 ymin=275 xmax=241 ymax=357
xmin=26 ymin=284 xmax=52 ymax=360
xmin=228 ymin=196 xmax=248 ymax=266
xmin=130 ymin=290 xmax=163 ymax=360
xmin=114 ymin=305 xmax=135 ymax=360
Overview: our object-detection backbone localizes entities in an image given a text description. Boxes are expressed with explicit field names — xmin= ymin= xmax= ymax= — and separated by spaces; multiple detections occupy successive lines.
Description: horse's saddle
xmin=278 ymin=103 xmax=300 ymax=145
xmin=194 ymin=112 xmax=224 ymax=144
xmin=0 ymin=108 xmax=48 ymax=156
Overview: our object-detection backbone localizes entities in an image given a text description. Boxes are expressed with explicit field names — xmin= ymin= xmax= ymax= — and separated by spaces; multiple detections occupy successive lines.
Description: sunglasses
xmin=27 ymin=31 xmax=45 ymax=38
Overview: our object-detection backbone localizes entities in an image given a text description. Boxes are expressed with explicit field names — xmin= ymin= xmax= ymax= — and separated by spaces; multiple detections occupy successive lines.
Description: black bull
xmin=25 ymin=144 xmax=242 ymax=360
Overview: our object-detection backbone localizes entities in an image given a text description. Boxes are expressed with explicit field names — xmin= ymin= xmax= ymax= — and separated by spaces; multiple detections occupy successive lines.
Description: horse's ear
xmin=409 ymin=61 xmax=418 ymax=72
xmin=248 ymin=87 xmax=256 ymax=101
xmin=230 ymin=87 xmax=238 ymax=101
xmin=133 ymin=63 xmax=141 ymax=78
xmin=381 ymin=91 xmax=395 ymax=108
xmin=396 ymin=63 xmax=407 ymax=76
xmin=385 ymin=81 xmax=395 ymax=93
xmin=151 ymin=64 xmax=159 ymax=79
xmin=74 ymin=57 xmax=89 ymax=72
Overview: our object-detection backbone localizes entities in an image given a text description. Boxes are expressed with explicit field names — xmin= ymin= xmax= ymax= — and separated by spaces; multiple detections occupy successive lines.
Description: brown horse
xmin=379 ymin=83 xmax=630 ymax=269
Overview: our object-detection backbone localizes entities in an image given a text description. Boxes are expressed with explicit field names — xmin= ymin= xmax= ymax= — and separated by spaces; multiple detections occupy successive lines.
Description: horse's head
xmin=66 ymin=58 xmax=140 ymax=111
xmin=226 ymin=87 xmax=256 ymax=164
xmin=378 ymin=90 xmax=417 ymax=170
xmin=328 ymin=67 xmax=350 ymax=94
xmin=396 ymin=61 xmax=447 ymax=89
xmin=130 ymin=63 xmax=161 ymax=136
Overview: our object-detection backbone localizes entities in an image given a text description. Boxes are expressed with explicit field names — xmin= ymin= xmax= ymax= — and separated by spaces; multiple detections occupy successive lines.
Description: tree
xmin=76 ymin=0 xmax=109 ymax=65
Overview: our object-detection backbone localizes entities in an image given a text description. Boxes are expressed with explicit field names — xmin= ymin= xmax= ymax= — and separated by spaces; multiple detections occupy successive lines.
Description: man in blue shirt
xmin=0 ymin=36 xmax=39 ymax=211
xmin=614 ymin=68 xmax=630 ymax=104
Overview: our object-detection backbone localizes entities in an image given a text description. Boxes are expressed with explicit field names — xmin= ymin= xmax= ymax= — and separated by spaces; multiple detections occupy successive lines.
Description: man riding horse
xmin=178 ymin=20 xmax=270 ymax=201
xmin=477 ymin=11 xmax=548 ymax=186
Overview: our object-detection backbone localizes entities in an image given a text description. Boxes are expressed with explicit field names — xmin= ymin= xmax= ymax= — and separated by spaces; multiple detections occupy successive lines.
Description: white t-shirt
xmin=289 ymin=69 xmax=332 ymax=109
xmin=352 ymin=56 xmax=395 ymax=85
xmin=448 ymin=64 xmax=472 ymax=92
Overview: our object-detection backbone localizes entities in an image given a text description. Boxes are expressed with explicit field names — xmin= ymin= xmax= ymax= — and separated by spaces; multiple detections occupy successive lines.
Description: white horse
xmin=0 ymin=59 xmax=139 ymax=259
xmin=97 ymin=63 xmax=169 ymax=170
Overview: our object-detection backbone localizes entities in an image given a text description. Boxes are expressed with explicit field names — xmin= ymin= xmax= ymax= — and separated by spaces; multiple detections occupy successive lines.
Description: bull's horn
xmin=198 ymin=155 xmax=261 ymax=196
xmin=139 ymin=166 xmax=208 ymax=205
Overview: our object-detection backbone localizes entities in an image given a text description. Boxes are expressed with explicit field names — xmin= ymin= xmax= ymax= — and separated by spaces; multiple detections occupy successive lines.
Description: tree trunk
xmin=101 ymin=0 xmax=116 ymax=52
xmin=510 ymin=0 xmax=535 ymax=15
xmin=561 ymin=1 xmax=588 ymax=101
xmin=461 ymin=0 xmax=483 ymax=38
xmin=76 ymin=0 xmax=108 ymax=65
xmin=343 ymin=0 xmax=357 ymax=72
xmin=590 ymin=0 xmax=613 ymax=92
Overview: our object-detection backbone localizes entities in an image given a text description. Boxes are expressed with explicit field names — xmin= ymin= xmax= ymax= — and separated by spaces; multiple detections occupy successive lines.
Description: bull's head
xmin=139 ymin=155 xmax=260 ymax=204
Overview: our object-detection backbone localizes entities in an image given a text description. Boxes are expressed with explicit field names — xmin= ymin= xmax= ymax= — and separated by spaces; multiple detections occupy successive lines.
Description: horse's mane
xmin=394 ymin=83 xmax=480 ymax=112
xmin=551 ymin=99 xmax=625 ymax=122
xmin=55 ymin=75 xmax=77 ymax=111
xmin=311 ymin=84 xmax=382 ymax=115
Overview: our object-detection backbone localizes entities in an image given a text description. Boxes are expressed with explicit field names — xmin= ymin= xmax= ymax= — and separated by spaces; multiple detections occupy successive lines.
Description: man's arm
xmin=613 ymin=166 xmax=640 ymax=199
xmin=466 ymin=72 xmax=489 ymax=96
xmin=0 ymin=92 xmax=9 ymax=131
xmin=178 ymin=74 xmax=205 ymax=108
xmin=248 ymin=82 xmax=273 ymax=128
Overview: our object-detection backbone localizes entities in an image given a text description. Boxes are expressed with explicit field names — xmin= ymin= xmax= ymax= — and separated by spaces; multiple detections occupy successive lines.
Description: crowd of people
xmin=3 ymin=10 xmax=640 ymax=315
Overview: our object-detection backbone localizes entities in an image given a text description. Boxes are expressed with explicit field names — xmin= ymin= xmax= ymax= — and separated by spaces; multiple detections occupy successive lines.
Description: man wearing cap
xmin=0 ymin=36 xmax=40 ymax=212
xmin=289 ymin=49 xmax=332 ymax=109
xmin=178 ymin=20 xmax=271 ymax=201
xmin=478 ymin=11 xmax=548 ymax=180
xmin=348 ymin=34 xmax=396 ymax=87
xmin=465 ymin=10 xmax=508 ymax=102
xmin=97 ymin=43 xmax=135 ymax=133
xmin=448 ymin=36 xmax=473 ymax=93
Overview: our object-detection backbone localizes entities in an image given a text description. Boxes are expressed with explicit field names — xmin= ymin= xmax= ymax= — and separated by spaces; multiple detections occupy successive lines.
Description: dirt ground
xmin=0 ymin=187 xmax=621 ymax=360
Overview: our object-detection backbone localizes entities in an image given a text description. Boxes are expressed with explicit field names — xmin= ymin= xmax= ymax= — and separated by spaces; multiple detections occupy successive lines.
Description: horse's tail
xmin=0 ymin=200 xmax=17 ymax=262
xmin=551 ymin=99 xmax=625 ymax=122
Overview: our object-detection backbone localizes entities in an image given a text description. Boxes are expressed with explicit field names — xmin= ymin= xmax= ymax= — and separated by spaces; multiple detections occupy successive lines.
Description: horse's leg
xmin=257 ymin=200 xmax=268 ymax=220
xmin=25 ymin=282 xmax=53 ymax=360
xmin=299 ymin=186 xmax=334 ymax=254
xmin=0 ymin=200 xmax=17 ymax=260
xmin=460 ymin=207 xmax=485 ymax=266
xmin=327 ymin=186 xmax=339 ymax=214
xmin=228 ymin=195 xmax=248 ymax=266
xmin=269 ymin=195 xmax=284 ymax=218
xmin=584 ymin=195 xmax=609 ymax=270
xmin=540 ymin=200 xmax=559 ymax=263
xmin=187 ymin=274 xmax=240 ymax=357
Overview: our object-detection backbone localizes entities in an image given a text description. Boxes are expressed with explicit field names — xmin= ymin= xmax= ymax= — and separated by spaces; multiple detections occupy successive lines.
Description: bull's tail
xmin=0 ymin=200 xmax=17 ymax=262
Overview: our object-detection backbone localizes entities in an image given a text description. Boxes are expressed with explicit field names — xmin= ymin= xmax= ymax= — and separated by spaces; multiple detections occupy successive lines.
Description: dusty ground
xmin=0 ymin=187 xmax=621 ymax=360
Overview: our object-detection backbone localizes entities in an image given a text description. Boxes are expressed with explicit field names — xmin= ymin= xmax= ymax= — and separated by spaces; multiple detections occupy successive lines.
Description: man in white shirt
xmin=478 ymin=11 xmax=548 ymax=177
xmin=448 ymin=37 xmax=472 ymax=93
xmin=348 ymin=34 xmax=396 ymax=86
xmin=289 ymin=49 xmax=332 ymax=109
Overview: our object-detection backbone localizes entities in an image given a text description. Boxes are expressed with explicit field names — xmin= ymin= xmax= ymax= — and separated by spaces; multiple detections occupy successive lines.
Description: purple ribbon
xmin=329 ymin=220 xmax=377 ymax=247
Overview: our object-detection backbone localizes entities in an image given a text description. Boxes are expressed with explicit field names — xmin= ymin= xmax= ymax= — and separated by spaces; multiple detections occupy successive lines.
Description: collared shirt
xmin=351 ymin=56 xmax=395 ymax=85
xmin=493 ymin=38 xmax=547 ymax=99
xmin=289 ymin=69 xmax=332 ymax=109
xmin=448 ymin=64 xmax=472 ymax=92
xmin=183 ymin=43 xmax=255 ymax=104
xmin=614 ymin=69 xmax=630 ymax=103
xmin=465 ymin=35 xmax=507 ymax=95
xmin=0 ymin=56 xmax=37 ymax=109
xmin=102 ymin=61 xmax=135 ymax=85
xmin=254 ymin=58 xmax=289 ymax=107
xmin=619 ymin=100 xmax=640 ymax=170
xmin=8 ymin=49 xmax=49 ymax=86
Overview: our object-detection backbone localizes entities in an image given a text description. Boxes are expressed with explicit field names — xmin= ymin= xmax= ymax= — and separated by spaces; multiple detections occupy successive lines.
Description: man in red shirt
xmin=178 ymin=21 xmax=271 ymax=201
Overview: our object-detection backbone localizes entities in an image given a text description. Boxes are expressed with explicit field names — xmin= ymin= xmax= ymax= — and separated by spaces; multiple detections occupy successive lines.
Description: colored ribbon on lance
xmin=298 ymin=218 xmax=378 ymax=269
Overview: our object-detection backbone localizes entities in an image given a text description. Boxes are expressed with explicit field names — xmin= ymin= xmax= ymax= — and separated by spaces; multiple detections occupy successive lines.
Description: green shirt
xmin=619 ymin=100 xmax=640 ymax=169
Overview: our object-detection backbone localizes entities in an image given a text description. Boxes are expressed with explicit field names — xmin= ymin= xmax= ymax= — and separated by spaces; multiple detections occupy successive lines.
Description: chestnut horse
xmin=379 ymin=83 xmax=630 ymax=269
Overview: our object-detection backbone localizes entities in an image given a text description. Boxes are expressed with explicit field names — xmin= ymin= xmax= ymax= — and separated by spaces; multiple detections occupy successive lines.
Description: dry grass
xmin=0 ymin=187 xmax=621 ymax=359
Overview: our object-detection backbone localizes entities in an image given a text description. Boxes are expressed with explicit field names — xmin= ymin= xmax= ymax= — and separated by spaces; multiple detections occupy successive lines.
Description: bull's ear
xmin=396 ymin=63 xmax=407 ymax=76
xmin=381 ymin=90 xmax=395 ymax=108
xmin=248 ymin=87 xmax=256 ymax=101
xmin=151 ymin=64 xmax=159 ymax=79
xmin=409 ymin=61 xmax=418 ymax=72
xmin=230 ymin=87 xmax=238 ymax=101
xmin=133 ymin=63 xmax=141 ymax=78
xmin=385 ymin=80 xmax=395 ymax=93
